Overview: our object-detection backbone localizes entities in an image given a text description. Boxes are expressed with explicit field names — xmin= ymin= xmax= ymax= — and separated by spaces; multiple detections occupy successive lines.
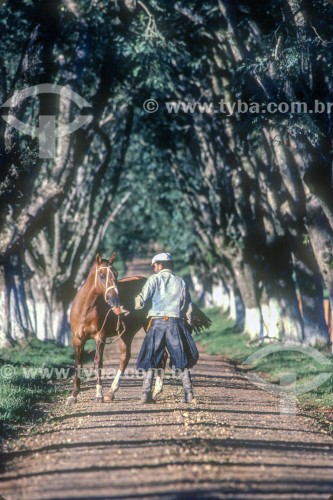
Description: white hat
xmin=151 ymin=252 xmax=173 ymax=266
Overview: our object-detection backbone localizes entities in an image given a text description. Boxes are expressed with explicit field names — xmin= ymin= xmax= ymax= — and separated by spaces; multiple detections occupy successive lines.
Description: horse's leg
xmin=94 ymin=334 xmax=105 ymax=403
xmin=105 ymin=334 xmax=132 ymax=402
xmin=153 ymin=350 xmax=168 ymax=400
xmin=66 ymin=336 xmax=85 ymax=405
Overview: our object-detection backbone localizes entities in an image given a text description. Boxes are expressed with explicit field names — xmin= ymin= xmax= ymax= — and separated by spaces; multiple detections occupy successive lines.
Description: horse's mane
xmin=118 ymin=276 xmax=146 ymax=283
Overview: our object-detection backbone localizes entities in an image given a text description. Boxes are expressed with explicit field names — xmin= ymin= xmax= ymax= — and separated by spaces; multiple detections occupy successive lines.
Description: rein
xmin=96 ymin=313 xmax=126 ymax=345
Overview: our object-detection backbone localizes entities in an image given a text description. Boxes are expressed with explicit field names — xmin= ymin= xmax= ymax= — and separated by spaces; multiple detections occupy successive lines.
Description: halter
xmin=95 ymin=265 xmax=118 ymax=303
xmin=94 ymin=263 xmax=126 ymax=342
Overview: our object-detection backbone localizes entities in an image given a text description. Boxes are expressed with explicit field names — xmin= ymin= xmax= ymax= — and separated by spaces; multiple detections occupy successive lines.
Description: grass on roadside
xmin=196 ymin=308 xmax=333 ymax=431
xmin=0 ymin=338 xmax=74 ymax=434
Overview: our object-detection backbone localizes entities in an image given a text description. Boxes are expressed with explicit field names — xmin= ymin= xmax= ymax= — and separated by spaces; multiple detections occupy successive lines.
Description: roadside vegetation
xmin=197 ymin=309 xmax=333 ymax=433
xmin=0 ymin=339 xmax=74 ymax=435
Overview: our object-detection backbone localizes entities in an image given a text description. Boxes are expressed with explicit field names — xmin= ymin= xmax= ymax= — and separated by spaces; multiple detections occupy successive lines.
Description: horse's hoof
xmin=104 ymin=392 xmax=115 ymax=402
xmin=66 ymin=396 xmax=77 ymax=405
xmin=95 ymin=396 xmax=104 ymax=403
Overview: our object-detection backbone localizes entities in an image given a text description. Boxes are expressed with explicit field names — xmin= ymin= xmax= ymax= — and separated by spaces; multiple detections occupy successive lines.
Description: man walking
xmin=135 ymin=252 xmax=199 ymax=403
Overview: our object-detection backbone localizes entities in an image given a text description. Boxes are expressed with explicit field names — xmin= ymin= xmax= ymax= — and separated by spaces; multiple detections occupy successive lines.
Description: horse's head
xmin=94 ymin=253 xmax=122 ymax=313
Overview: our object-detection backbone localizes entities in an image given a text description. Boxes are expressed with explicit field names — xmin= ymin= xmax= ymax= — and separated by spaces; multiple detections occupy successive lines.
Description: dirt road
xmin=1 ymin=330 xmax=333 ymax=500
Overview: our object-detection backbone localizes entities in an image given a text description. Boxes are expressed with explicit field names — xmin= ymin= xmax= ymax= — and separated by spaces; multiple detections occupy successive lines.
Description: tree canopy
xmin=0 ymin=0 xmax=332 ymax=346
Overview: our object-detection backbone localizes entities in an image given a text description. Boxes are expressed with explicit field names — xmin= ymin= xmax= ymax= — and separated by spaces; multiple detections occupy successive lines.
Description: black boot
xmin=181 ymin=369 xmax=193 ymax=403
xmin=141 ymin=369 xmax=154 ymax=404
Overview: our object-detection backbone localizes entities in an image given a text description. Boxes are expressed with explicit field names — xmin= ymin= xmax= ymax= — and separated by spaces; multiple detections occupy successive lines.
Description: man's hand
xmin=112 ymin=306 xmax=129 ymax=316
xmin=135 ymin=295 xmax=144 ymax=310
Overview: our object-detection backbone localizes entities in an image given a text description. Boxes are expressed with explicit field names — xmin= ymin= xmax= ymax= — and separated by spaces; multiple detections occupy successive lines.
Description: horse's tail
xmin=192 ymin=304 xmax=212 ymax=333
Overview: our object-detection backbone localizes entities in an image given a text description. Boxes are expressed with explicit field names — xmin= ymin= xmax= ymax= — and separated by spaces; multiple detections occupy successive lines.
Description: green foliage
xmin=102 ymin=132 xmax=197 ymax=267
xmin=303 ymin=233 xmax=311 ymax=246
xmin=1 ymin=337 xmax=74 ymax=367
xmin=196 ymin=308 xmax=256 ymax=359
xmin=0 ymin=339 xmax=74 ymax=433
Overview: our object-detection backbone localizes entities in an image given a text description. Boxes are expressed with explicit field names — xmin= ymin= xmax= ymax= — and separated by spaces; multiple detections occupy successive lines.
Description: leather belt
xmin=151 ymin=316 xmax=181 ymax=322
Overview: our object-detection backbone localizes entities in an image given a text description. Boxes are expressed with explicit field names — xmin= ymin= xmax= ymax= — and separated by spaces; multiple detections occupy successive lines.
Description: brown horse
xmin=67 ymin=253 xmax=211 ymax=405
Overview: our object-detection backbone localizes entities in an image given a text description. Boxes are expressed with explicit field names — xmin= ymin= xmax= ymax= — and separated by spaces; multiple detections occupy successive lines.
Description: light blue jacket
xmin=135 ymin=269 xmax=193 ymax=324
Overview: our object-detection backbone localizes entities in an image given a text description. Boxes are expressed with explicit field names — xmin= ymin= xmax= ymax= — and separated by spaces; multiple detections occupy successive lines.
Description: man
xmin=135 ymin=252 xmax=199 ymax=404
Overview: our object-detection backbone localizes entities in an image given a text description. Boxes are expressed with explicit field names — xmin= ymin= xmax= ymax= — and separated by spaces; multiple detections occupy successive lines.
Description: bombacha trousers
xmin=136 ymin=318 xmax=199 ymax=371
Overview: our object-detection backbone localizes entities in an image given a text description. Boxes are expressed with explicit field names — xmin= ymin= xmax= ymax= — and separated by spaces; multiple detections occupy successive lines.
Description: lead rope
xmin=96 ymin=313 xmax=126 ymax=346
xmin=113 ymin=313 xmax=126 ymax=343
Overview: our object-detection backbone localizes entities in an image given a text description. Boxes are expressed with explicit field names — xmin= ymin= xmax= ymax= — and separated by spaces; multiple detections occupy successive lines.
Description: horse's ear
xmin=109 ymin=252 xmax=116 ymax=264
xmin=96 ymin=253 xmax=101 ymax=265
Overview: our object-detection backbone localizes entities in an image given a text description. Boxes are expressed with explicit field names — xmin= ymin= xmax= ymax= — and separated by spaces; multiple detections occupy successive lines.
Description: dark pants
xmin=136 ymin=318 xmax=199 ymax=371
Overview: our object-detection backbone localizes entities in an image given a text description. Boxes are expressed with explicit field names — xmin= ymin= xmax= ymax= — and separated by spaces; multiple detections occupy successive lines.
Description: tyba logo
xmin=1 ymin=84 xmax=92 ymax=159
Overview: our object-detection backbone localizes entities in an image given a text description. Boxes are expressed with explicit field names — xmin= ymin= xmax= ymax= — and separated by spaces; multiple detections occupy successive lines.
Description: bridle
xmin=95 ymin=265 xmax=119 ymax=303
xmin=94 ymin=263 xmax=126 ymax=343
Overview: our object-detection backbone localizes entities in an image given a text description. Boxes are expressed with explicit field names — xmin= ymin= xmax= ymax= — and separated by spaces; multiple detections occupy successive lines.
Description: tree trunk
xmin=233 ymin=258 xmax=262 ymax=340
xmin=263 ymin=240 xmax=304 ymax=342
xmin=0 ymin=263 xmax=11 ymax=347
xmin=305 ymin=194 xmax=333 ymax=320
xmin=293 ymin=244 xmax=329 ymax=345
xmin=260 ymin=292 xmax=282 ymax=340
xmin=0 ymin=254 xmax=35 ymax=345
xmin=211 ymin=277 xmax=230 ymax=313
xmin=25 ymin=272 xmax=69 ymax=343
